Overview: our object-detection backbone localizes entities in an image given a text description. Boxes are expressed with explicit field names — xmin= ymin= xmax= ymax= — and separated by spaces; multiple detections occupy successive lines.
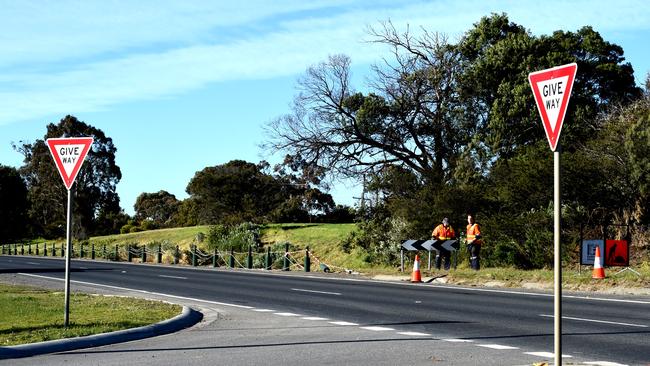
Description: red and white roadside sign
xmin=528 ymin=63 xmax=577 ymax=151
xmin=46 ymin=137 xmax=94 ymax=190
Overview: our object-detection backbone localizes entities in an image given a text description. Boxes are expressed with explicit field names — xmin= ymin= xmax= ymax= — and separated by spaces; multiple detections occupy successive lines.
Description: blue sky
xmin=1 ymin=0 xmax=649 ymax=215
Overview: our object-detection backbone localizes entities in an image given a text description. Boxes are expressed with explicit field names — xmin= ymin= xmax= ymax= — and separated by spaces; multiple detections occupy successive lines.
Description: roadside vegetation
xmin=0 ymin=283 xmax=181 ymax=346
xmin=9 ymin=223 xmax=650 ymax=292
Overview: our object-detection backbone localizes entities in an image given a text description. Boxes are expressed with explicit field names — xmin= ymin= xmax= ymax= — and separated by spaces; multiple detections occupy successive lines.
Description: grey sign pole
xmin=554 ymin=149 xmax=561 ymax=365
xmin=64 ymin=186 xmax=73 ymax=327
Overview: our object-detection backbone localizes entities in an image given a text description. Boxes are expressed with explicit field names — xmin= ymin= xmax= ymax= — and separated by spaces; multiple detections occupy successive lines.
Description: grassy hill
xmin=23 ymin=223 xmax=365 ymax=270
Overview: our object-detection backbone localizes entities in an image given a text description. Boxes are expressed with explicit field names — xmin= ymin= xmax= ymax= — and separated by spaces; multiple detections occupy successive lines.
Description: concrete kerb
xmin=0 ymin=305 xmax=203 ymax=360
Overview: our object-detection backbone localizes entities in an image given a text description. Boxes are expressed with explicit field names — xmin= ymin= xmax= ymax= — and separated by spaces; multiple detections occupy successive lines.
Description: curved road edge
xmin=0 ymin=305 xmax=203 ymax=360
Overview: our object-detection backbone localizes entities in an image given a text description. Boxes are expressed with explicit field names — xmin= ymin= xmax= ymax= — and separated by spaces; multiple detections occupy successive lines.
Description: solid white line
xmin=539 ymin=314 xmax=648 ymax=328
xmin=328 ymin=321 xmax=358 ymax=326
xmin=360 ymin=326 xmax=394 ymax=331
xmin=252 ymin=309 xmax=275 ymax=312
xmin=291 ymin=288 xmax=341 ymax=296
xmin=301 ymin=317 xmax=329 ymax=321
xmin=274 ymin=312 xmax=301 ymax=317
xmin=18 ymin=273 xmax=254 ymax=309
xmin=584 ymin=361 xmax=628 ymax=366
xmin=442 ymin=338 xmax=474 ymax=343
xmin=524 ymin=351 xmax=572 ymax=358
xmin=158 ymin=275 xmax=188 ymax=280
xmin=398 ymin=331 xmax=431 ymax=336
xmin=477 ymin=344 xmax=519 ymax=350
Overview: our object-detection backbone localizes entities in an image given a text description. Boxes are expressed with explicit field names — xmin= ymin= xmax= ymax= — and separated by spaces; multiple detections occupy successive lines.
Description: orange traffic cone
xmin=592 ymin=246 xmax=606 ymax=279
xmin=411 ymin=254 xmax=422 ymax=283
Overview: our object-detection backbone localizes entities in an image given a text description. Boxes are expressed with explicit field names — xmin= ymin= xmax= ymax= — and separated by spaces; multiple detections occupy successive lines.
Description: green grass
xmin=0 ymin=283 xmax=181 ymax=346
xmin=260 ymin=223 xmax=362 ymax=268
xmin=90 ymin=226 xmax=211 ymax=248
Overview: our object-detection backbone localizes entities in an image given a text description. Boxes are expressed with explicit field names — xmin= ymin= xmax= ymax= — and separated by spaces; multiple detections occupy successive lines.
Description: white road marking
xmin=398 ymin=331 xmax=430 ymax=336
xmin=442 ymin=339 xmax=474 ymax=343
xmin=26 ymin=262 xmax=40 ymax=265
xmin=252 ymin=309 xmax=275 ymax=312
xmin=301 ymin=317 xmax=329 ymax=321
xmin=121 ymin=271 xmax=127 ymax=273
xmin=430 ymin=284 xmax=650 ymax=305
xmin=328 ymin=321 xmax=358 ymax=326
xmin=158 ymin=275 xmax=188 ymax=280
xmin=291 ymin=288 xmax=341 ymax=296
xmin=524 ymin=351 xmax=572 ymax=358
xmin=274 ymin=312 xmax=301 ymax=317
xmin=477 ymin=344 xmax=519 ymax=350
xmin=584 ymin=361 xmax=628 ymax=366
xmin=539 ymin=314 xmax=647 ymax=328
xmin=360 ymin=326 xmax=394 ymax=331
xmin=17 ymin=273 xmax=254 ymax=309
xmin=78 ymin=267 xmax=88 ymax=270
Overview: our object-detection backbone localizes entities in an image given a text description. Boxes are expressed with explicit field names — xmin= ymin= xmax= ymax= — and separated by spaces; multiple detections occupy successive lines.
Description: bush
xmin=120 ymin=224 xmax=135 ymax=234
xmin=207 ymin=222 xmax=260 ymax=252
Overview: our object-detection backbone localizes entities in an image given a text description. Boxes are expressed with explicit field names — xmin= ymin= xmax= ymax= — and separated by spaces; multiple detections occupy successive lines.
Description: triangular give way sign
xmin=528 ymin=63 xmax=577 ymax=151
xmin=46 ymin=137 xmax=94 ymax=190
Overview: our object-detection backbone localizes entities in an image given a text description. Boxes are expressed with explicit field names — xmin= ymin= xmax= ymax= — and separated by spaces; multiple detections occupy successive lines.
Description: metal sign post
xmin=529 ymin=63 xmax=577 ymax=365
xmin=553 ymin=148 xmax=561 ymax=364
xmin=64 ymin=186 xmax=73 ymax=327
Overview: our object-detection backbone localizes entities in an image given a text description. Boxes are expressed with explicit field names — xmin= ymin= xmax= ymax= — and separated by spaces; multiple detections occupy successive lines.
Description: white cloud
xmin=1 ymin=0 xmax=648 ymax=126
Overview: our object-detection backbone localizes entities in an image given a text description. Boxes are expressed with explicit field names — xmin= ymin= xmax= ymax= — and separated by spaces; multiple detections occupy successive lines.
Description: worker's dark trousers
xmin=434 ymin=249 xmax=451 ymax=270
xmin=468 ymin=244 xmax=481 ymax=270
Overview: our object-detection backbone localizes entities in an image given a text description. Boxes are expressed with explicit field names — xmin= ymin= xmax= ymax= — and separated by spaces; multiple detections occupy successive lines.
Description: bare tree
xmin=264 ymin=22 xmax=470 ymax=185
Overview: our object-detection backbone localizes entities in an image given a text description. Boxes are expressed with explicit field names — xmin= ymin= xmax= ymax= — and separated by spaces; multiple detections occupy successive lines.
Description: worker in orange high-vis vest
xmin=432 ymin=217 xmax=455 ymax=270
xmin=466 ymin=214 xmax=483 ymax=270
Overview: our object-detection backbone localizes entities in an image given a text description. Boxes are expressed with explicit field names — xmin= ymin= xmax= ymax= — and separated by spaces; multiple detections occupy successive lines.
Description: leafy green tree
xmin=0 ymin=165 xmax=29 ymax=241
xmin=186 ymin=160 xmax=284 ymax=224
xmin=134 ymin=190 xmax=180 ymax=228
xmin=457 ymin=13 xmax=641 ymax=163
xmin=14 ymin=115 xmax=122 ymax=238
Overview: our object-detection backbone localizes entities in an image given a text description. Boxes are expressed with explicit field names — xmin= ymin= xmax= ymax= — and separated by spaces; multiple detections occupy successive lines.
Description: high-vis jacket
xmin=466 ymin=223 xmax=482 ymax=245
xmin=432 ymin=224 xmax=456 ymax=240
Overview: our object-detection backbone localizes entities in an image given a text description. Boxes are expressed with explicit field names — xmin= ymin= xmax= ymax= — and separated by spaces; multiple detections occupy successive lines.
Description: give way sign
xmin=46 ymin=137 xmax=94 ymax=190
xmin=528 ymin=63 xmax=577 ymax=151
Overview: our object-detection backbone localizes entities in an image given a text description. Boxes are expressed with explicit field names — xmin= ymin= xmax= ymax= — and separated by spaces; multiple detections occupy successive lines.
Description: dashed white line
xmin=477 ymin=344 xmax=519 ymax=350
xmin=274 ymin=312 xmax=301 ymax=317
xmin=539 ymin=314 xmax=647 ymax=328
xmin=26 ymin=262 xmax=40 ymax=265
xmin=397 ymin=331 xmax=431 ymax=336
xmin=252 ymin=309 xmax=275 ymax=312
xmin=360 ymin=326 xmax=394 ymax=331
xmin=442 ymin=338 xmax=474 ymax=343
xmin=328 ymin=321 xmax=358 ymax=326
xmin=524 ymin=351 xmax=572 ymax=358
xmin=291 ymin=288 xmax=341 ymax=296
xmin=158 ymin=275 xmax=187 ymax=280
xmin=301 ymin=317 xmax=329 ymax=321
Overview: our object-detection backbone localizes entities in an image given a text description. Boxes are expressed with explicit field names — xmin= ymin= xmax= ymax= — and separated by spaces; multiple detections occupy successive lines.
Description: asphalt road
xmin=1 ymin=255 xmax=649 ymax=365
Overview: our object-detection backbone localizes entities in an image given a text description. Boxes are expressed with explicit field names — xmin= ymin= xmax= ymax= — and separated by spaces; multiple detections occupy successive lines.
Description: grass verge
xmin=0 ymin=283 xmax=181 ymax=346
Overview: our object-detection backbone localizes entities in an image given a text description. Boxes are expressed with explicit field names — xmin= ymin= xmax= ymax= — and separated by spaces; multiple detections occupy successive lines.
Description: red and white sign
xmin=528 ymin=63 xmax=577 ymax=151
xmin=46 ymin=137 xmax=94 ymax=190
